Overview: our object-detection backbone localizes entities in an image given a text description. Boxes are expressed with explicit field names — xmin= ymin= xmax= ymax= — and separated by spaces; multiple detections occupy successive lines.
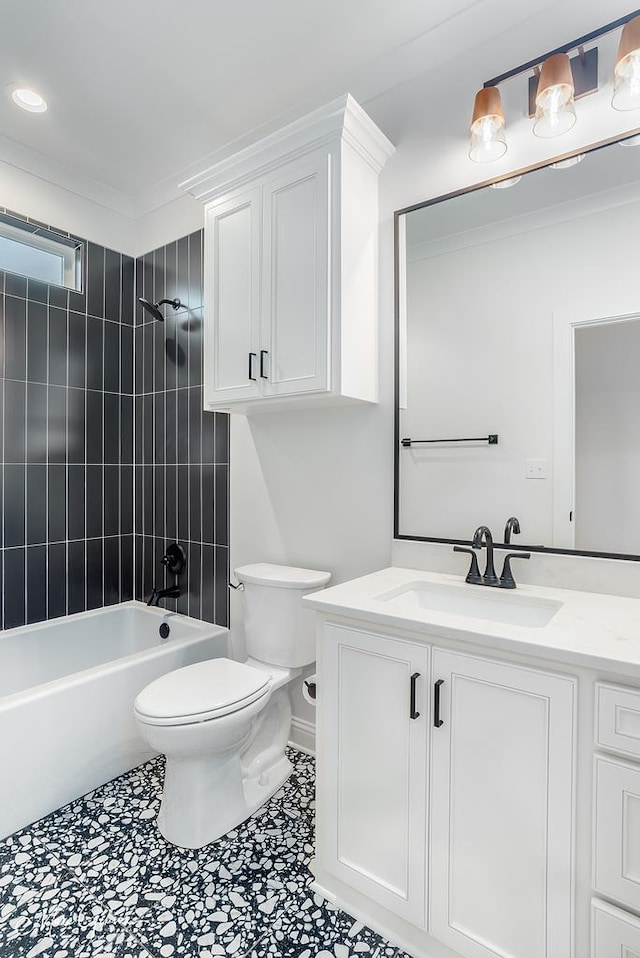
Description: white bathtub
xmin=0 ymin=601 xmax=229 ymax=839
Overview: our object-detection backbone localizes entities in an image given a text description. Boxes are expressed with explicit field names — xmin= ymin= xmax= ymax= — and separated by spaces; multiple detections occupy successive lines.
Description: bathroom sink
xmin=376 ymin=580 xmax=562 ymax=628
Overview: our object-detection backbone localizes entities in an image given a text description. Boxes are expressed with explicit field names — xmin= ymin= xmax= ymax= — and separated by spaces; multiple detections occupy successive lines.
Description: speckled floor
xmin=0 ymin=748 xmax=406 ymax=958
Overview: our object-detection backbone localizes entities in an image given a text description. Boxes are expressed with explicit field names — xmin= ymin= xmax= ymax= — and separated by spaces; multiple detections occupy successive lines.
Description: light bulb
xmin=469 ymin=88 xmax=507 ymax=163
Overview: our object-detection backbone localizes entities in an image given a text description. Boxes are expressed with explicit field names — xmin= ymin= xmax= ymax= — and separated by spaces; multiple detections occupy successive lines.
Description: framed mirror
xmin=395 ymin=129 xmax=640 ymax=559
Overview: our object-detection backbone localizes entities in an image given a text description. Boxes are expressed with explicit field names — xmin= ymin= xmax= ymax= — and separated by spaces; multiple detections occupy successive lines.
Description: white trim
xmin=289 ymin=716 xmax=316 ymax=755
xmin=552 ymin=307 xmax=640 ymax=550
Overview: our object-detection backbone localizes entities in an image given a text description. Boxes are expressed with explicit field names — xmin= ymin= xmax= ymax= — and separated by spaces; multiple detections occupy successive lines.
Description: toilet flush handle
xmin=228 ymin=580 xmax=245 ymax=591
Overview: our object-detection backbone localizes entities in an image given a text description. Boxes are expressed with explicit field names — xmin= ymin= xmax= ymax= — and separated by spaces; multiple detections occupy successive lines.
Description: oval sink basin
xmin=377 ymin=581 xmax=562 ymax=628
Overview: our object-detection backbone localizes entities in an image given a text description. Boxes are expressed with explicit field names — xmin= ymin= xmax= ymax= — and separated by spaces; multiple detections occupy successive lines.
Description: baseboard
xmin=289 ymin=716 xmax=315 ymax=755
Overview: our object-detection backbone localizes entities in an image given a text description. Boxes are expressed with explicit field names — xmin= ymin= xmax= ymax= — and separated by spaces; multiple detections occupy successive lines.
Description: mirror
xmin=396 ymin=132 xmax=640 ymax=558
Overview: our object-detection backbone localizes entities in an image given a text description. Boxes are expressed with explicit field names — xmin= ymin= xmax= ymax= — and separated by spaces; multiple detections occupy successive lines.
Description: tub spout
xmin=147 ymin=586 xmax=181 ymax=607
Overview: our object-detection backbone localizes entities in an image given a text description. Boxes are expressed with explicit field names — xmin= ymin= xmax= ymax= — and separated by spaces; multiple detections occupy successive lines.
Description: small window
xmin=0 ymin=213 xmax=83 ymax=291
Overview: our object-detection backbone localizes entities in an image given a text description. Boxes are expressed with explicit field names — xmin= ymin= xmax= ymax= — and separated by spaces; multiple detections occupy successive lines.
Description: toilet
xmin=133 ymin=563 xmax=330 ymax=849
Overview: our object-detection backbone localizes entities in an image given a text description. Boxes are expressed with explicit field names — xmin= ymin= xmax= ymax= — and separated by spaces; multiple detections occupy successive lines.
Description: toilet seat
xmin=134 ymin=658 xmax=271 ymax=727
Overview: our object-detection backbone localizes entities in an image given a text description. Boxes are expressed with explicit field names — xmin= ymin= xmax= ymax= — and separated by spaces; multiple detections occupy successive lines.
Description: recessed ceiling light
xmin=11 ymin=88 xmax=47 ymax=113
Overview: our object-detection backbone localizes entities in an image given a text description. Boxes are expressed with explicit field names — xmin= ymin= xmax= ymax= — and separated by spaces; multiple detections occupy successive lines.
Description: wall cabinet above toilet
xmin=180 ymin=95 xmax=394 ymax=414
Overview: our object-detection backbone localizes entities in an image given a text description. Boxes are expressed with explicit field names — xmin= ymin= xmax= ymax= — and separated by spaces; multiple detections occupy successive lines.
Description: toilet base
xmin=153 ymin=687 xmax=296 ymax=849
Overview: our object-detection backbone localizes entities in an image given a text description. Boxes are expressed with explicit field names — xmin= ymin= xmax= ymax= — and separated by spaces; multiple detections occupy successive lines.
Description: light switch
xmin=526 ymin=459 xmax=548 ymax=479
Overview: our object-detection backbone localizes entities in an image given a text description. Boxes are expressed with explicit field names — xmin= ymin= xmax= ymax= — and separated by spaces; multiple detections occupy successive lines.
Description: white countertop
xmin=303 ymin=567 xmax=640 ymax=676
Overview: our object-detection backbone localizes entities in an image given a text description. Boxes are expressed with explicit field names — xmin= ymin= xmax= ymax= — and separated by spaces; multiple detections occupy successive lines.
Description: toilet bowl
xmin=134 ymin=563 xmax=330 ymax=848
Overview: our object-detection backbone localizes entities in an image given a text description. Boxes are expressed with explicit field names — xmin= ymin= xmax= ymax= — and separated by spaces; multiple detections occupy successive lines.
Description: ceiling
xmin=0 ymin=0 xmax=633 ymax=218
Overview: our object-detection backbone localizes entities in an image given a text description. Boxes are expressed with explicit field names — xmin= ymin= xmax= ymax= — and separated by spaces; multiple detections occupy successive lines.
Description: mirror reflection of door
xmin=574 ymin=318 xmax=640 ymax=554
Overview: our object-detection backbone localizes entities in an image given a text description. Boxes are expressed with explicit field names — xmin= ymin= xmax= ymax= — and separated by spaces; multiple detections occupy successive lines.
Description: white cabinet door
xmin=316 ymin=622 xmax=429 ymax=925
xmin=592 ymin=898 xmax=640 ymax=957
xmin=203 ymin=188 xmax=261 ymax=405
xmin=260 ymin=151 xmax=330 ymax=397
xmin=594 ymin=755 xmax=640 ymax=911
xmin=430 ymin=648 xmax=575 ymax=958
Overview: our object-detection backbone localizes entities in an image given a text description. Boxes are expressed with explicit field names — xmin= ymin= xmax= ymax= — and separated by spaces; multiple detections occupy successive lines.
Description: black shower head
xmin=138 ymin=297 xmax=182 ymax=322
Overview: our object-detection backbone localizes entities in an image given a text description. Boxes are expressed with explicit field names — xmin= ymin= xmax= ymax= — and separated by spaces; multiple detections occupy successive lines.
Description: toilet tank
xmin=234 ymin=563 xmax=331 ymax=668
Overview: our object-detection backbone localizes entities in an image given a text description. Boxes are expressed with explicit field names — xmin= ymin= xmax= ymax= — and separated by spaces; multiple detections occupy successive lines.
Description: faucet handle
xmin=499 ymin=552 xmax=530 ymax=589
xmin=453 ymin=546 xmax=483 ymax=585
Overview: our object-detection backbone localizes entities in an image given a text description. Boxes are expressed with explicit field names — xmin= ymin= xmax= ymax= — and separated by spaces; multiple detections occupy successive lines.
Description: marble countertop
xmin=303 ymin=567 xmax=640 ymax=676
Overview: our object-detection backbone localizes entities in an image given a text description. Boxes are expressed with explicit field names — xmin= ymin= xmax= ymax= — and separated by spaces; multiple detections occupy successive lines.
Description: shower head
xmin=138 ymin=297 xmax=182 ymax=322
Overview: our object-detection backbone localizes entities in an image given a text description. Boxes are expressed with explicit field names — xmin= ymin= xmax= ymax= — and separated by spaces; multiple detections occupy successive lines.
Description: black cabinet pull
xmin=259 ymin=349 xmax=269 ymax=379
xmin=248 ymin=352 xmax=257 ymax=381
xmin=410 ymin=672 xmax=420 ymax=719
xmin=434 ymin=679 xmax=444 ymax=728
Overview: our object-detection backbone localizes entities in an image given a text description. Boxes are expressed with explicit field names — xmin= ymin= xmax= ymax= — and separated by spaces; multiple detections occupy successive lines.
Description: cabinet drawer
xmin=592 ymin=898 xmax=640 ymax=957
xmin=596 ymin=682 xmax=640 ymax=758
xmin=594 ymin=755 xmax=640 ymax=911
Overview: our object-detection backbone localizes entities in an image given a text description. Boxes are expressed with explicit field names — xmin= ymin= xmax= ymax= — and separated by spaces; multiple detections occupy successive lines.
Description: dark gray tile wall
xmin=0 ymin=211 xmax=135 ymax=629
xmin=133 ymin=231 xmax=229 ymax=626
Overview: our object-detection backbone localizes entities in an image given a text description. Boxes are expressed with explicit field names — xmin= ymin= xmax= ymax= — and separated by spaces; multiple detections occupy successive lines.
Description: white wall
xmin=0 ymin=159 xmax=136 ymax=254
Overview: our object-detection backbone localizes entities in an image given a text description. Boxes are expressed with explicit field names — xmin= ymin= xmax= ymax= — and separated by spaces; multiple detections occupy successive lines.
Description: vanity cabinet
xmin=316 ymin=622 xmax=429 ymax=925
xmin=314 ymin=618 xmax=576 ymax=958
xmin=429 ymin=648 xmax=575 ymax=958
xmin=181 ymin=94 xmax=394 ymax=413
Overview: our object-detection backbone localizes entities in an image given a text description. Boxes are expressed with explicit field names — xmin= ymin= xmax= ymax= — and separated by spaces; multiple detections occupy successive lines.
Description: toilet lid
xmin=134 ymin=658 xmax=270 ymax=725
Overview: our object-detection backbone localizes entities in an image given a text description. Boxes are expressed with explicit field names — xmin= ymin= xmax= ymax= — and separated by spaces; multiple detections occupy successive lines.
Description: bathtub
xmin=0 ymin=601 xmax=229 ymax=840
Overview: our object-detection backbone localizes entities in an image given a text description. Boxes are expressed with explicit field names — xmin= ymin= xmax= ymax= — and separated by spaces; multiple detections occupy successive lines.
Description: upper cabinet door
xmin=260 ymin=151 xmax=330 ymax=397
xmin=203 ymin=188 xmax=261 ymax=405
xmin=430 ymin=648 xmax=575 ymax=958
xmin=316 ymin=621 xmax=429 ymax=926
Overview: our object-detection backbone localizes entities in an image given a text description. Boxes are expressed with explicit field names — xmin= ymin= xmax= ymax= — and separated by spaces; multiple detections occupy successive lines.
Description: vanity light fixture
xmin=469 ymin=10 xmax=640 ymax=163
xmin=533 ymin=53 xmax=577 ymax=138
xmin=613 ymin=16 xmax=640 ymax=109
xmin=469 ymin=87 xmax=507 ymax=162
xmin=10 ymin=87 xmax=47 ymax=113
xmin=489 ymin=175 xmax=522 ymax=188
xmin=550 ymin=153 xmax=585 ymax=169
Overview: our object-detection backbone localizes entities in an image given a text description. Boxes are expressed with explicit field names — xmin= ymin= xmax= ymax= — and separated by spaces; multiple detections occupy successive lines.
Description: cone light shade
xmin=613 ymin=16 xmax=640 ymax=110
xmin=469 ymin=87 xmax=507 ymax=162
xmin=533 ymin=53 xmax=576 ymax=137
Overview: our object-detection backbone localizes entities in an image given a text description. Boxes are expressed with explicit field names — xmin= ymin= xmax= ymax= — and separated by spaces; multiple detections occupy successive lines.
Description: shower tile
xmin=47 ymin=384 xmax=67 ymax=465
xmin=67 ymin=311 xmax=86 ymax=390
xmin=189 ymin=385 xmax=202 ymax=462
xmin=47 ymin=541 xmax=67 ymax=620
xmin=4 ymin=295 xmax=27 ymax=380
xmin=86 ymin=389 xmax=103 ymax=464
xmin=86 ymin=242 xmax=105 ymax=319
xmin=67 ymin=539 xmax=86 ymax=615
xmin=48 ymin=282 xmax=68 ymax=310
xmin=104 ymin=391 xmax=120 ymax=465
xmin=86 ymin=465 xmax=104 ymax=539
xmin=104 ymin=464 xmax=120 ymax=538
xmin=86 ymin=537 xmax=103 ymax=610
xmin=176 ymin=235 xmax=189 ymax=311
xmin=4 ymin=464 xmax=26 ymax=547
xmin=48 ymin=305 xmax=68 ymax=387
xmin=26 ymin=464 xmax=46 ymax=545
xmin=26 ymin=544 xmax=46 ymax=624
xmin=104 ymin=536 xmax=120 ymax=607
xmin=86 ymin=316 xmax=104 ymax=391
xmin=26 ymin=300 xmax=48 ymax=384
xmin=6 ymin=272 xmax=27 ymax=299
xmin=26 ymin=382 xmax=48 ymax=464
xmin=189 ymin=466 xmax=201 ymax=543
xmin=121 ymin=395 xmax=133 ymax=464
xmin=67 ymin=465 xmax=86 ymax=541
xmin=121 ymin=535 xmax=134 ymax=601
xmin=3 ymin=547 xmax=25 ymax=629
xmin=122 ymin=255 xmax=134 ymax=327
xmin=4 ymin=380 xmax=26 ymax=462
xmin=25 ymin=278 xmax=48 ymax=305
xmin=121 ymin=324 xmax=133 ymax=396
xmin=214 ymin=410 xmax=229 ymax=464
xmin=188 ymin=306 xmax=203 ymax=386
xmin=105 ymin=248 xmax=121 ymax=324
xmin=104 ymin=319 xmax=121 ymax=393
xmin=121 ymin=466 xmax=133 ymax=536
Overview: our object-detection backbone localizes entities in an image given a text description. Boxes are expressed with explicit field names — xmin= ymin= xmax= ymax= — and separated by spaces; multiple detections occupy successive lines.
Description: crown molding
xmin=179 ymin=93 xmax=394 ymax=204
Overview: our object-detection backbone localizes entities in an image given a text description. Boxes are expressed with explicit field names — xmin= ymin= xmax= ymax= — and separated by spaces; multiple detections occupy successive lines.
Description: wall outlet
xmin=526 ymin=459 xmax=548 ymax=479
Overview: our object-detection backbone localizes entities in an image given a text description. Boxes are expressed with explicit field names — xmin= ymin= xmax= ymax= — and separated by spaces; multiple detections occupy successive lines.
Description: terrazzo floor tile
xmin=0 ymin=874 xmax=153 ymax=958
xmin=247 ymin=888 xmax=397 ymax=958
xmin=0 ymin=749 xmax=405 ymax=958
